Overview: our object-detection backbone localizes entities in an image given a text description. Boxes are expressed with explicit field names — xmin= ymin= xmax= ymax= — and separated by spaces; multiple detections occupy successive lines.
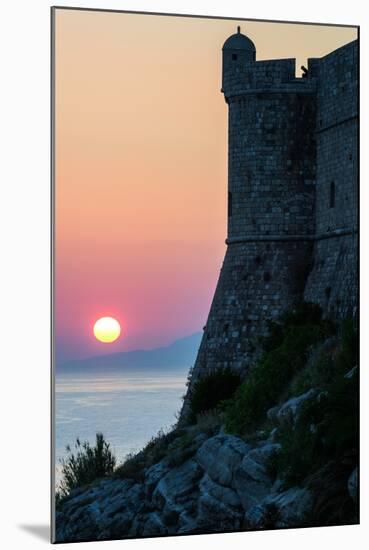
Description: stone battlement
xmin=222 ymin=58 xmax=317 ymax=98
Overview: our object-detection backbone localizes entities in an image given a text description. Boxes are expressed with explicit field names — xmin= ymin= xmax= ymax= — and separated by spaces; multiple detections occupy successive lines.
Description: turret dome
xmin=222 ymin=27 xmax=256 ymax=54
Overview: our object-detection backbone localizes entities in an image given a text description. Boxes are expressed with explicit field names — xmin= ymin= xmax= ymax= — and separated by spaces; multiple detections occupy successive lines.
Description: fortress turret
xmin=222 ymin=29 xmax=317 ymax=245
xmin=222 ymin=27 xmax=256 ymax=92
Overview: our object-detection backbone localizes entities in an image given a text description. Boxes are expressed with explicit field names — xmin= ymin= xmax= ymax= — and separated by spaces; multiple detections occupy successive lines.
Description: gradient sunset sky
xmin=54 ymin=8 xmax=357 ymax=363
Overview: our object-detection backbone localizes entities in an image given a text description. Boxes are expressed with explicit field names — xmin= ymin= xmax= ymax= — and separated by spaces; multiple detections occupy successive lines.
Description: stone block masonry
xmin=304 ymin=41 xmax=358 ymax=318
xmin=180 ymin=30 xmax=358 ymax=420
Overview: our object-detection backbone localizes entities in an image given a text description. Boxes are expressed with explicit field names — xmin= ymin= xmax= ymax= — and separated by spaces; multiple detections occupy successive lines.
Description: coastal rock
xmin=242 ymin=504 xmax=265 ymax=529
xmin=233 ymin=455 xmax=272 ymax=510
xmin=144 ymin=459 xmax=171 ymax=498
xmin=267 ymin=389 xmax=318 ymax=428
xmin=162 ymin=504 xmax=180 ymax=527
xmin=267 ymin=427 xmax=279 ymax=442
xmin=177 ymin=511 xmax=201 ymax=534
xmin=247 ymin=442 xmax=281 ymax=465
xmin=197 ymin=493 xmax=243 ymax=531
xmin=244 ymin=486 xmax=314 ymax=529
xmin=347 ymin=467 xmax=358 ymax=504
xmin=56 ymin=501 xmax=102 ymax=542
xmin=98 ymin=511 xmax=135 ymax=539
xmin=267 ymin=487 xmax=314 ymax=527
xmin=152 ymin=459 xmax=202 ymax=509
xmin=55 ymin=479 xmax=145 ymax=542
xmin=98 ymin=480 xmax=140 ymax=518
xmin=196 ymin=434 xmax=250 ymax=486
xmin=142 ymin=512 xmax=168 ymax=537
xmin=198 ymin=495 xmax=242 ymax=530
xmin=345 ymin=366 xmax=358 ymax=380
xmin=199 ymin=474 xmax=242 ymax=509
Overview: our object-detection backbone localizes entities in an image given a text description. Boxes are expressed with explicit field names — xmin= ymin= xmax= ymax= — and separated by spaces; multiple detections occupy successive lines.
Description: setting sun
xmin=93 ymin=317 xmax=121 ymax=343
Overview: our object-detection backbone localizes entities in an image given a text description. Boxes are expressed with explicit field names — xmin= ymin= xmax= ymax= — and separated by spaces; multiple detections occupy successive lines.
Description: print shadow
xmin=19 ymin=524 xmax=50 ymax=542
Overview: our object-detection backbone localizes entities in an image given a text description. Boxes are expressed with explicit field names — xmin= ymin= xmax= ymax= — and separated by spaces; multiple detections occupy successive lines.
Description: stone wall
xmin=185 ymin=240 xmax=314 ymax=390
xmin=181 ymin=37 xmax=358 ymax=420
xmin=304 ymin=40 xmax=358 ymax=318
xmin=227 ymin=91 xmax=316 ymax=240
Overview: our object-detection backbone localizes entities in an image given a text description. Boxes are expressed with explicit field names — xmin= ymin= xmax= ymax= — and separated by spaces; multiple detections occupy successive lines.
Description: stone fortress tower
xmin=181 ymin=28 xmax=358 ymax=417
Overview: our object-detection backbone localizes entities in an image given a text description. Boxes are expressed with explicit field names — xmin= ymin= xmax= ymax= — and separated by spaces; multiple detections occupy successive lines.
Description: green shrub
xmin=273 ymin=368 xmax=358 ymax=487
xmin=289 ymin=346 xmax=336 ymax=396
xmin=271 ymin=320 xmax=358 ymax=487
xmin=114 ymin=428 xmax=178 ymax=480
xmin=260 ymin=302 xmax=330 ymax=352
xmin=223 ymin=303 xmax=333 ymax=434
xmin=165 ymin=433 xmax=199 ymax=467
xmin=195 ymin=409 xmax=222 ymax=435
xmin=224 ymin=326 xmax=326 ymax=433
xmin=114 ymin=452 xmax=146 ymax=482
xmin=57 ymin=433 xmax=116 ymax=499
xmin=290 ymin=317 xmax=358 ymax=396
xmin=188 ymin=368 xmax=242 ymax=422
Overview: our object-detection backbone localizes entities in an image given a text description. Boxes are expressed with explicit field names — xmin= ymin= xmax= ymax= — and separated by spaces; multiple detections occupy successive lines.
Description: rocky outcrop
xmin=56 ymin=384 xmax=358 ymax=542
xmin=244 ymin=487 xmax=314 ymax=529
xmin=267 ymin=388 xmax=318 ymax=428
xmin=56 ymin=426 xmax=305 ymax=541
xmin=347 ymin=467 xmax=358 ymax=505
xmin=196 ymin=434 xmax=250 ymax=486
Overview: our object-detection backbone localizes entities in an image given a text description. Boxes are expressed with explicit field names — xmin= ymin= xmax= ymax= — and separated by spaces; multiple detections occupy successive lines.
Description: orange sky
xmin=54 ymin=8 xmax=357 ymax=362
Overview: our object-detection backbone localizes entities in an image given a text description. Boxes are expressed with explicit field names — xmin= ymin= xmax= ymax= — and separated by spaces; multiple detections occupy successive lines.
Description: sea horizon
xmin=55 ymin=369 xmax=188 ymax=486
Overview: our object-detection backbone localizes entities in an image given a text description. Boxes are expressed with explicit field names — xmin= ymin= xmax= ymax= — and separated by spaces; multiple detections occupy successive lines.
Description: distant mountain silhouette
xmin=57 ymin=333 xmax=202 ymax=374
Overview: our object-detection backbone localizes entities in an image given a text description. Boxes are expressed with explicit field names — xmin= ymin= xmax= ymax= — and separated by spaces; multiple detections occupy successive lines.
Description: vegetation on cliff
xmin=57 ymin=433 xmax=116 ymax=502
xmin=55 ymin=304 xmax=358 ymax=537
xmin=270 ymin=318 xmax=358 ymax=509
xmin=188 ymin=368 xmax=241 ymax=423
xmin=222 ymin=303 xmax=335 ymax=433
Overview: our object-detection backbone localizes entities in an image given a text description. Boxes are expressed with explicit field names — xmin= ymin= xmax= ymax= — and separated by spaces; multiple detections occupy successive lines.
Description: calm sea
xmin=54 ymin=370 xmax=187 ymax=485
